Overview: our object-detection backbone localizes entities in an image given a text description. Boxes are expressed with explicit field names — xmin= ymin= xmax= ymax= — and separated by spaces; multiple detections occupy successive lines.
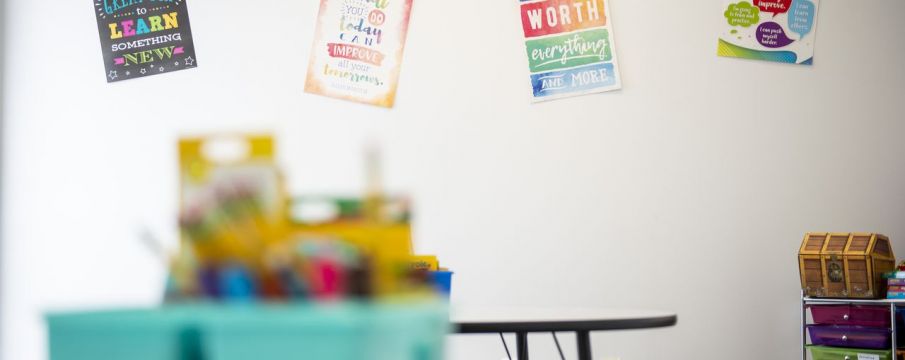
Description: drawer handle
xmin=841 ymin=335 xmax=848 ymax=341
xmin=843 ymin=314 xmax=850 ymax=320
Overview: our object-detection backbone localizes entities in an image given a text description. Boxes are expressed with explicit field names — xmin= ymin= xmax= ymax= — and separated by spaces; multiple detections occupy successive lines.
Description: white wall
xmin=0 ymin=0 xmax=6 ymax=353
xmin=0 ymin=0 xmax=4 ymax=352
xmin=3 ymin=0 xmax=905 ymax=359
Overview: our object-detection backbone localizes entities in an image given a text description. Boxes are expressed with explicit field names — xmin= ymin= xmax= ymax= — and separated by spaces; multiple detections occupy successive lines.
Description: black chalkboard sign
xmin=94 ymin=0 xmax=198 ymax=82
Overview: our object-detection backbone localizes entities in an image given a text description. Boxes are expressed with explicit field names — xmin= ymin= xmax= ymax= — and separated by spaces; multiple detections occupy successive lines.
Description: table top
xmin=451 ymin=307 xmax=678 ymax=333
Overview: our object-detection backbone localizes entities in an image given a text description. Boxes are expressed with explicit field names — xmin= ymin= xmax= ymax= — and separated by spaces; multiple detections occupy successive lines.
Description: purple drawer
xmin=807 ymin=325 xmax=891 ymax=349
xmin=810 ymin=305 xmax=891 ymax=327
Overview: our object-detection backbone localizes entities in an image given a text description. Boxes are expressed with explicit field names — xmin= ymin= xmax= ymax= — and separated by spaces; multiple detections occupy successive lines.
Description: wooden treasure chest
xmin=799 ymin=233 xmax=896 ymax=298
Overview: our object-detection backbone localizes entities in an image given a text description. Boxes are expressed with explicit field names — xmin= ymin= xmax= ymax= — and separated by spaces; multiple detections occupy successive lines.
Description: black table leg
xmin=577 ymin=330 xmax=592 ymax=360
xmin=516 ymin=332 xmax=529 ymax=360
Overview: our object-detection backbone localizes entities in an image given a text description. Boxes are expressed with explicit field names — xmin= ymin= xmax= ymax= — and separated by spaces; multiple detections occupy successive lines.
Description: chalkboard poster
xmin=94 ymin=0 xmax=198 ymax=82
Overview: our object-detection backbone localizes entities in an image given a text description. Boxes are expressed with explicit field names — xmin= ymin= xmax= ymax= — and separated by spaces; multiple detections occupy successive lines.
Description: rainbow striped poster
xmin=305 ymin=0 xmax=413 ymax=108
xmin=519 ymin=0 xmax=622 ymax=102
xmin=717 ymin=0 xmax=819 ymax=65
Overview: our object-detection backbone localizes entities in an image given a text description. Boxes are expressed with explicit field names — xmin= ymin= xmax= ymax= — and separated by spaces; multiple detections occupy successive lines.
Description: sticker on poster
xmin=304 ymin=0 xmax=414 ymax=108
xmin=519 ymin=0 xmax=622 ymax=102
xmin=94 ymin=0 xmax=198 ymax=82
xmin=717 ymin=0 xmax=819 ymax=65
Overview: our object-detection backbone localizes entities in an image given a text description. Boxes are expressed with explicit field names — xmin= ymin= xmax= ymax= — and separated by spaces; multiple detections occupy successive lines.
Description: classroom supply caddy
xmin=169 ymin=135 xmax=452 ymax=301
xmin=46 ymin=134 xmax=453 ymax=360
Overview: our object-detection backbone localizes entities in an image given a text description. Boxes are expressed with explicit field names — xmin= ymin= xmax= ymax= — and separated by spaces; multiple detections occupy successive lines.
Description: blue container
xmin=430 ymin=271 xmax=453 ymax=297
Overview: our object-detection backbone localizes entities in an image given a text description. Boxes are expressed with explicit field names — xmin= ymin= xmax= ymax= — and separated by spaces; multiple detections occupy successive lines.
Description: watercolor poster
xmin=718 ymin=0 xmax=819 ymax=65
xmin=305 ymin=0 xmax=414 ymax=108
xmin=94 ymin=0 xmax=198 ymax=83
xmin=519 ymin=0 xmax=622 ymax=102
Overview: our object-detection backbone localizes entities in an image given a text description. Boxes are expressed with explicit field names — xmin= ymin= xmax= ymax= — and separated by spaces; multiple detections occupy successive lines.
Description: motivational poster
xmin=519 ymin=0 xmax=622 ymax=102
xmin=305 ymin=0 xmax=414 ymax=108
xmin=94 ymin=0 xmax=198 ymax=82
xmin=718 ymin=0 xmax=819 ymax=65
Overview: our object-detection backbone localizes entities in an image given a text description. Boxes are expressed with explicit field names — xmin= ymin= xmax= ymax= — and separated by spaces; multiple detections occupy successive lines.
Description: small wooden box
xmin=799 ymin=233 xmax=896 ymax=298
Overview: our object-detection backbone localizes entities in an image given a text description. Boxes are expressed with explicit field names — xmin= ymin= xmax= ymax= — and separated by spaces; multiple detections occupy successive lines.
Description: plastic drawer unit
xmin=807 ymin=345 xmax=892 ymax=360
xmin=807 ymin=325 xmax=891 ymax=349
xmin=811 ymin=305 xmax=891 ymax=328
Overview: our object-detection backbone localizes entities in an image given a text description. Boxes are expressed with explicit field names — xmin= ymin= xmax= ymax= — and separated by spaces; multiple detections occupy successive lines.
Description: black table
xmin=452 ymin=307 xmax=677 ymax=360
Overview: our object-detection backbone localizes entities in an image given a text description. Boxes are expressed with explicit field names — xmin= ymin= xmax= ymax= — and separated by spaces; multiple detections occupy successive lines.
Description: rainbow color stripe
xmin=717 ymin=39 xmax=812 ymax=65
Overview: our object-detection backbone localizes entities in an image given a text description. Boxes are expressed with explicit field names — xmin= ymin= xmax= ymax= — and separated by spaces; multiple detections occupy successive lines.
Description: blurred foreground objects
xmin=47 ymin=302 xmax=448 ymax=360
xmin=169 ymin=134 xmax=452 ymax=302
xmin=46 ymin=134 xmax=451 ymax=360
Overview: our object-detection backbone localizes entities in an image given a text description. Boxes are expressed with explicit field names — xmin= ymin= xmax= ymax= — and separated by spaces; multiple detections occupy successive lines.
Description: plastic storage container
xmin=807 ymin=325 xmax=891 ymax=349
xmin=430 ymin=271 xmax=453 ymax=297
xmin=810 ymin=304 xmax=891 ymax=327
xmin=807 ymin=345 xmax=892 ymax=360
xmin=47 ymin=308 xmax=203 ymax=360
xmin=47 ymin=302 xmax=448 ymax=360
xmin=202 ymin=302 xmax=448 ymax=360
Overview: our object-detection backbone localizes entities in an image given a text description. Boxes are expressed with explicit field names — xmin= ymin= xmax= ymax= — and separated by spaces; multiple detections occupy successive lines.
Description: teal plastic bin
xmin=47 ymin=302 xmax=448 ymax=360
xmin=47 ymin=308 xmax=203 ymax=360
xmin=362 ymin=303 xmax=448 ymax=360
xmin=202 ymin=303 xmax=448 ymax=360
